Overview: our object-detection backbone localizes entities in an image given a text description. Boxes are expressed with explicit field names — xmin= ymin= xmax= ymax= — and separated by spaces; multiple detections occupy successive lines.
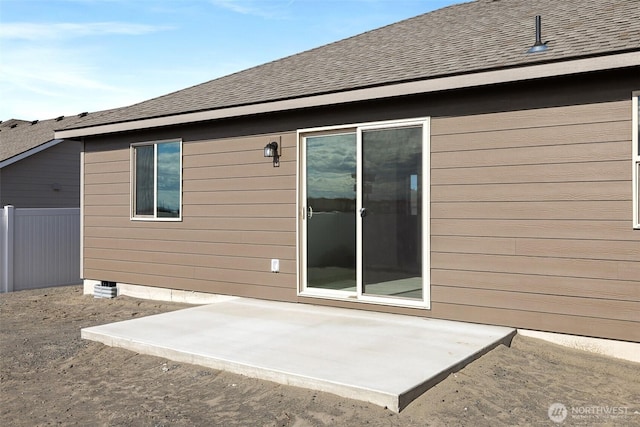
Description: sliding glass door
xmin=301 ymin=119 xmax=429 ymax=307
xmin=304 ymin=133 xmax=357 ymax=292
xmin=360 ymin=126 xmax=423 ymax=300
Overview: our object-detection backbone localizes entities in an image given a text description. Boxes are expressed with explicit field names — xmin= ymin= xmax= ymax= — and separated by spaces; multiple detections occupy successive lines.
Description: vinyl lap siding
xmin=81 ymin=95 xmax=639 ymax=342
xmin=1 ymin=141 xmax=80 ymax=208
xmin=430 ymin=100 xmax=640 ymax=342
xmin=83 ymin=133 xmax=298 ymax=301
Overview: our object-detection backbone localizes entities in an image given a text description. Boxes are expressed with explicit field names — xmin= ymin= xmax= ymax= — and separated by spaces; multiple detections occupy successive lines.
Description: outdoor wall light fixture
xmin=264 ymin=141 xmax=280 ymax=167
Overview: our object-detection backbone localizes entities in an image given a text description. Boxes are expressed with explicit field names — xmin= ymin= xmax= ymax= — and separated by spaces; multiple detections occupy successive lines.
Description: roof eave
xmin=54 ymin=51 xmax=640 ymax=140
xmin=0 ymin=139 xmax=64 ymax=168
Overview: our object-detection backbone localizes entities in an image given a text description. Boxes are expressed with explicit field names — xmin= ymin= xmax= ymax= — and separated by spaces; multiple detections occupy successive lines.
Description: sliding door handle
xmin=360 ymin=208 xmax=367 ymax=218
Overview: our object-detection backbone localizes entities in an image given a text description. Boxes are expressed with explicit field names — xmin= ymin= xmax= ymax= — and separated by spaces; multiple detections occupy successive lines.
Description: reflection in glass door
xmin=305 ymin=133 xmax=357 ymax=292
xmin=301 ymin=119 xmax=428 ymax=306
xmin=361 ymin=126 xmax=423 ymax=300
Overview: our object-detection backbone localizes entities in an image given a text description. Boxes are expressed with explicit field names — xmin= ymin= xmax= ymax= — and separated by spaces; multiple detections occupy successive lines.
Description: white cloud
xmin=0 ymin=43 xmax=137 ymax=120
xmin=0 ymin=17 xmax=176 ymax=120
xmin=209 ymin=0 xmax=294 ymax=19
xmin=0 ymin=22 xmax=173 ymax=41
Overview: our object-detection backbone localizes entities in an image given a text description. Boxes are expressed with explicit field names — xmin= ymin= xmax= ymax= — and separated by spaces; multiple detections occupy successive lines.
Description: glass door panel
xmin=361 ymin=126 xmax=423 ymax=299
xmin=305 ymin=133 xmax=357 ymax=291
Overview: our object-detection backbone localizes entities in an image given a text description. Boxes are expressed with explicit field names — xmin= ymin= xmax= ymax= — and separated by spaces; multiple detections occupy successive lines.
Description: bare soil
xmin=1 ymin=285 xmax=638 ymax=426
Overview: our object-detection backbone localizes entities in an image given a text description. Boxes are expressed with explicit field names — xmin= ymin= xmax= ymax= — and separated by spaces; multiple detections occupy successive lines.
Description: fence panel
xmin=0 ymin=208 xmax=6 ymax=291
xmin=1 ymin=206 xmax=81 ymax=292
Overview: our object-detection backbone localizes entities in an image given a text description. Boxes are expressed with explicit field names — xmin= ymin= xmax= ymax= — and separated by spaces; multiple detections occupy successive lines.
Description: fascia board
xmin=55 ymin=51 xmax=640 ymax=139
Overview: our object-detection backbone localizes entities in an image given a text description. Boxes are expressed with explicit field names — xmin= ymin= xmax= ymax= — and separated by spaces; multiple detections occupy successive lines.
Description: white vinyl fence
xmin=1 ymin=206 xmax=81 ymax=293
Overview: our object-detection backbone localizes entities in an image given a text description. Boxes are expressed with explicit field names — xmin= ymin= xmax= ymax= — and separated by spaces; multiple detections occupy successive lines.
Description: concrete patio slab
xmin=82 ymin=297 xmax=515 ymax=412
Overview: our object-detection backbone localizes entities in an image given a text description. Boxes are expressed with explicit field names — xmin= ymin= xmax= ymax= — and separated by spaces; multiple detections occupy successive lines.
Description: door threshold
xmin=299 ymin=290 xmax=430 ymax=310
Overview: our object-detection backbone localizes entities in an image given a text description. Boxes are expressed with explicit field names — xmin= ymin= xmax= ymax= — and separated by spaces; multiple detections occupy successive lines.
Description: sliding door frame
xmin=297 ymin=117 xmax=431 ymax=309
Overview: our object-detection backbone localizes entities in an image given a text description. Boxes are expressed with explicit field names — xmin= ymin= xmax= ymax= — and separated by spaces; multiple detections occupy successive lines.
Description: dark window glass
xmin=134 ymin=145 xmax=154 ymax=216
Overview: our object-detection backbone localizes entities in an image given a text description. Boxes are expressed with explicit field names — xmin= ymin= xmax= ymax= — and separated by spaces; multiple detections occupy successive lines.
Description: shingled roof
xmin=60 ymin=0 xmax=639 ymax=133
xmin=1 ymin=113 xmax=100 ymax=163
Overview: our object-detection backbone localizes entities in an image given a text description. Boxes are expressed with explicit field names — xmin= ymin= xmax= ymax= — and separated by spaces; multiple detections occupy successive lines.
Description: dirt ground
xmin=1 ymin=285 xmax=638 ymax=426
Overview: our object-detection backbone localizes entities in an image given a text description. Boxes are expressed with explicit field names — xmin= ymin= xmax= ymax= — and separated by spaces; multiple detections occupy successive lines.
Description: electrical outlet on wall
xmin=271 ymin=259 xmax=280 ymax=273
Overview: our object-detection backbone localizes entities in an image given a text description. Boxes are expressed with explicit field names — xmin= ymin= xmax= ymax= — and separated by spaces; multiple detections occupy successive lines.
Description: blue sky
xmin=0 ymin=0 xmax=462 ymax=121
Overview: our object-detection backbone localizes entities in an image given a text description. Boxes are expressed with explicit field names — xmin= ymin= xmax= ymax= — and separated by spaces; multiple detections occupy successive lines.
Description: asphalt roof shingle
xmin=0 ymin=112 xmax=107 ymax=162
xmin=62 ymin=0 xmax=640 ymax=131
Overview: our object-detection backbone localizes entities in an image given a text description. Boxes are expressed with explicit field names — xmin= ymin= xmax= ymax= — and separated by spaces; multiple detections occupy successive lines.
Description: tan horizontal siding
xmin=431 ymin=120 xmax=630 ymax=152
xmin=85 ymin=247 xmax=295 ymax=271
xmin=185 ymin=204 xmax=294 ymax=218
xmin=84 ymin=149 xmax=128 ymax=164
xmin=515 ymin=238 xmax=639 ymax=261
xmin=84 ymin=160 xmax=129 ymax=174
xmin=431 ymin=201 xmax=630 ymax=220
xmin=83 ymin=132 xmax=298 ymax=299
xmin=299 ymin=296 xmax=639 ymax=342
xmin=432 ymin=236 xmax=639 ymax=261
xmin=431 ymin=286 xmax=638 ymax=322
xmin=84 ymin=194 xmax=128 ymax=207
xmin=428 ymin=303 xmax=639 ymax=342
xmin=80 ymin=95 xmax=639 ymax=342
xmin=84 ymin=258 xmax=294 ymax=287
xmin=431 ymin=161 xmax=629 ymax=185
xmin=431 ymin=219 xmax=636 ymax=241
xmin=429 ymin=98 xmax=639 ymax=342
xmin=431 ymin=101 xmax=630 ymax=135
xmin=84 ymin=205 xmax=129 ymax=217
xmin=184 ymin=190 xmax=296 ymax=205
xmin=84 ymin=182 xmax=129 ymax=195
xmin=84 ymin=237 xmax=296 ymax=259
xmin=433 ymin=140 xmax=629 ymax=169
xmin=432 ymin=252 xmax=637 ymax=281
xmin=431 ymin=269 xmax=639 ymax=302
xmin=432 ymin=181 xmax=629 ymax=202
xmin=432 ymin=236 xmax=517 ymax=256
xmin=84 ymin=171 xmax=129 ymax=185
xmin=85 ymin=226 xmax=295 ymax=245
xmin=186 ymin=175 xmax=294 ymax=192
xmin=85 ymin=215 xmax=295 ymax=232
xmin=184 ymin=160 xmax=295 ymax=180
xmin=186 ymin=132 xmax=296 ymax=155
xmin=84 ymin=268 xmax=296 ymax=302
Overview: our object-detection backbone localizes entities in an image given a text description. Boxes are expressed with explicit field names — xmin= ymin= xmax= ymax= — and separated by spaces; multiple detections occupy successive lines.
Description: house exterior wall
xmin=83 ymin=133 xmax=298 ymax=302
xmin=428 ymin=100 xmax=638 ymax=342
xmin=81 ymin=68 xmax=639 ymax=342
xmin=0 ymin=140 xmax=81 ymax=208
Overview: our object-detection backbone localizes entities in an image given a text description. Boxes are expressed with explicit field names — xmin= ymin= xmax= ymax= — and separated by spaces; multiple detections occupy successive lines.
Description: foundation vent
xmin=94 ymin=281 xmax=118 ymax=298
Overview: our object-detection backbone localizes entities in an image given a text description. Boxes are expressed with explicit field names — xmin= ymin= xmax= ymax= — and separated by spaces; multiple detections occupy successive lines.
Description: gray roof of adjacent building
xmin=0 ymin=113 xmax=103 ymax=163
xmin=60 ymin=0 xmax=639 ymax=133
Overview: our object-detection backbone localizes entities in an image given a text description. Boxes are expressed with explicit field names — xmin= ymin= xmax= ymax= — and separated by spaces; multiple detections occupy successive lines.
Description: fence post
xmin=1 ymin=205 xmax=14 ymax=293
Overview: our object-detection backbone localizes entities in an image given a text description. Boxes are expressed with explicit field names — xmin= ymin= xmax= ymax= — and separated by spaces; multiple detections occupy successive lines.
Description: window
xmin=634 ymin=92 xmax=639 ymax=229
xmin=132 ymin=140 xmax=182 ymax=220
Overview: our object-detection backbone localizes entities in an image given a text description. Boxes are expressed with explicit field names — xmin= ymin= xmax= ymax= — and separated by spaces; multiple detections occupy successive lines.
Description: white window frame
xmin=130 ymin=139 xmax=183 ymax=221
xmin=297 ymin=117 xmax=431 ymax=309
xmin=633 ymin=92 xmax=639 ymax=229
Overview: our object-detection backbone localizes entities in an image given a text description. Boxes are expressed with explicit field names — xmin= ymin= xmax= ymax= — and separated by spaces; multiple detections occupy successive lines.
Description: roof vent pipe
xmin=527 ymin=15 xmax=548 ymax=53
